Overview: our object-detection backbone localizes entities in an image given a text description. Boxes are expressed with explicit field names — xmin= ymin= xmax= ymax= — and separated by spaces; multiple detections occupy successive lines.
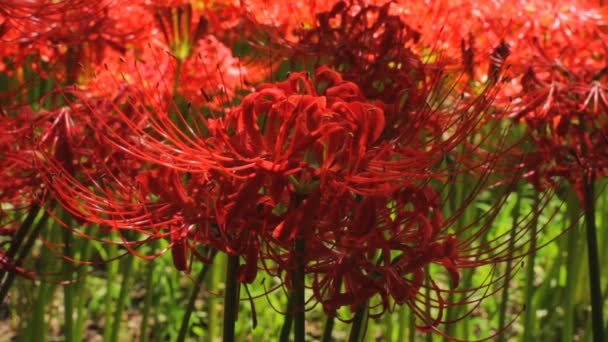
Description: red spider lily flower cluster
xmin=0 ymin=0 xmax=146 ymax=81
xmin=385 ymin=1 xmax=605 ymax=88
xmin=0 ymin=0 xmax=246 ymax=109
xmin=0 ymin=96 xmax=100 ymax=283
xmin=37 ymin=65 xmax=498 ymax=329
xmin=37 ymin=62 xmax=528 ymax=342
xmin=513 ymin=65 xmax=608 ymax=199
xmin=379 ymin=0 xmax=608 ymax=196
xmin=246 ymin=1 xmax=426 ymax=112
xmin=491 ymin=2 xmax=608 ymax=203
xmin=0 ymin=0 xmax=564 ymax=339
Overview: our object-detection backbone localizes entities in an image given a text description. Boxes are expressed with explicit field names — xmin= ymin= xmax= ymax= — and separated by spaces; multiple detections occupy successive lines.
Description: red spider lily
xmin=0 ymin=97 xmax=90 ymax=293
xmin=53 ymin=61 xmax=532 ymax=340
xmin=0 ymin=2 xmax=570 ymax=342
xmin=15 ymin=3 xmax=540 ymax=338
xmin=381 ymin=0 xmax=606 ymax=91
xmin=245 ymin=1 xmax=426 ymax=112
xmin=239 ymin=0 xmax=333 ymax=42
xmin=26 ymin=75 xmax=538 ymax=342
xmin=305 ymin=186 xmax=460 ymax=318
xmin=501 ymin=8 xmax=608 ymax=340
xmin=149 ymin=1 xmax=251 ymax=106
xmin=31 ymin=84 xmax=252 ymax=273
xmin=39 ymin=67 xmax=391 ymax=277
xmin=31 ymin=89 xmax=194 ymax=268
xmin=0 ymin=0 xmax=146 ymax=82
xmin=509 ymin=36 xmax=608 ymax=201
xmin=181 ymin=68 xmax=473 ymax=322
xmin=241 ymin=1 xmax=510 ymax=174
xmin=179 ymin=35 xmax=248 ymax=108
xmin=77 ymin=1 xmax=247 ymax=111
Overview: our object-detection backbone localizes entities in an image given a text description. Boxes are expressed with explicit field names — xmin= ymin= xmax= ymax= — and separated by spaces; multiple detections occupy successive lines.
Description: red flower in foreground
xmin=34 ymin=63 xmax=534 ymax=340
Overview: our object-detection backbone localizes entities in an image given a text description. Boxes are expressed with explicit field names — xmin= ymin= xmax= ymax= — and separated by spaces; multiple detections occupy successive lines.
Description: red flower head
xmin=0 ymin=0 xmax=147 ymax=82
xmin=507 ymin=17 xmax=608 ymax=204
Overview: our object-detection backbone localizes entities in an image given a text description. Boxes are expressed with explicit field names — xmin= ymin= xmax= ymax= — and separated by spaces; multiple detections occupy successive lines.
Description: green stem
xmin=29 ymin=282 xmax=53 ymax=342
xmin=279 ymin=293 xmax=294 ymax=342
xmin=1 ymin=204 xmax=40 ymax=272
xmin=444 ymin=159 xmax=474 ymax=341
xmin=208 ymin=252 xmax=224 ymax=341
xmin=384 ymin=306 xmax=393 ymax=341
xmin=177 ymin=250 xmax=217 ymax=342
xmin=322 ymin=279 xmax=342 ymax=342
xmin=223 ymin=254 xmax=240 ymax=342
xmin=63 ymin=220 xmax=74 ymax=342
xmin=409 ymin=307 xmax=416 ymax=342
xmin=108 ymin=253 xmax=136 ymax=342
xmin=522 ymin=193 xmax=540 ymax=342
xmin=564 ymin=204 xmax=580 ymax=341
xmin=25 ymin=55 xmax=42 ymax=108
xmin=497 ymin=189 xmax=522 ymax=342
xmin=397 ymin=305 xmax=406 ymax=342
xmin=73 ymin=239 xmax=94 ymax=341
xmin=170 ymin=59 xmax=183 ymax=124
xmin=322 ymin=277 xmax=342 ymax=342
xmin=25 ymin=207 xmax=60 ymax=342
xmin=583 ymin=176 xmax=605 ymax=342
xmin=139 ymin=270 xmax=155 ymax=342
xmin=139 ymin=242 xmax=158 ymax=342
xmin=425 ymin=273 xmax=432 ymax=342
xmin=348 ymin=306 xmax=367 ymax=342
xmin=173 ymin=60 xmax=183 ymax=95
xmin=321 ymin=315 xmax=335 ymax=342
xmin=0 ymin=207 xmax=48 ymax=303
xmin=103 ymin=242 xmax=118 ymax=341
xmin=294 ymin=238 xmax=306 ymax=342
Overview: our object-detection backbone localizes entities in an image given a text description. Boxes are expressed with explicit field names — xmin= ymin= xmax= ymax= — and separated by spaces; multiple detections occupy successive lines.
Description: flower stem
xmin=348 ymin=306 xmax=367 ymax=342
xmin=109 ymin=253 xmax=136 ymax=342
xmin=63 ymin=217 xmax=74 ymax=342
xmin=223 ymin=254 xmax=240 ymax=342
xmin=409 ymin=307 xmax=416 ymax=342
xmin=177 ymin=249 xmax=217 ymax=341
xmin=29 ymin=281 xmax=53 ymax=342
xmin=522 ymin=192 xmax=540 ymax=341
xmin=73 ymin=238 xmax=93 ymax=342
xmin=279 ymin=292 xmax=294 ymax=342
xmin=1 ymin=204 xmax=40 ymax=270
xmin=397 ymin=305 xmax=406 ymax=342
xmin=583 ymin=176 xmax=605 ymax=342
xmin=563 ymin=201 xmax=580 ymax=341
xmin=321 ymin=279 xmax=342 ymax=342
xmin=170 ymin=59 xmax=183 ymax=124
xmin=294 ymin=237 xmax=306 ymax=342
xmin=321 ymin=315 xmax=335 ymax=342
xmin=103 ymin=241 xmax=119 ymax=341
xmin=384 ymin=306 xmax=393 ymax=340
xmin=497 ymin=189 xmax=522 ymax=342
xmin=0 ymin=205 xmax=48 ymax=303
xmin=25 ymin=208 xmax=59 ymax=342
xmin=208 ymin=252 xmax=224 ymax=341
xmin=139 ymin=241 xmax=157 ymax=342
